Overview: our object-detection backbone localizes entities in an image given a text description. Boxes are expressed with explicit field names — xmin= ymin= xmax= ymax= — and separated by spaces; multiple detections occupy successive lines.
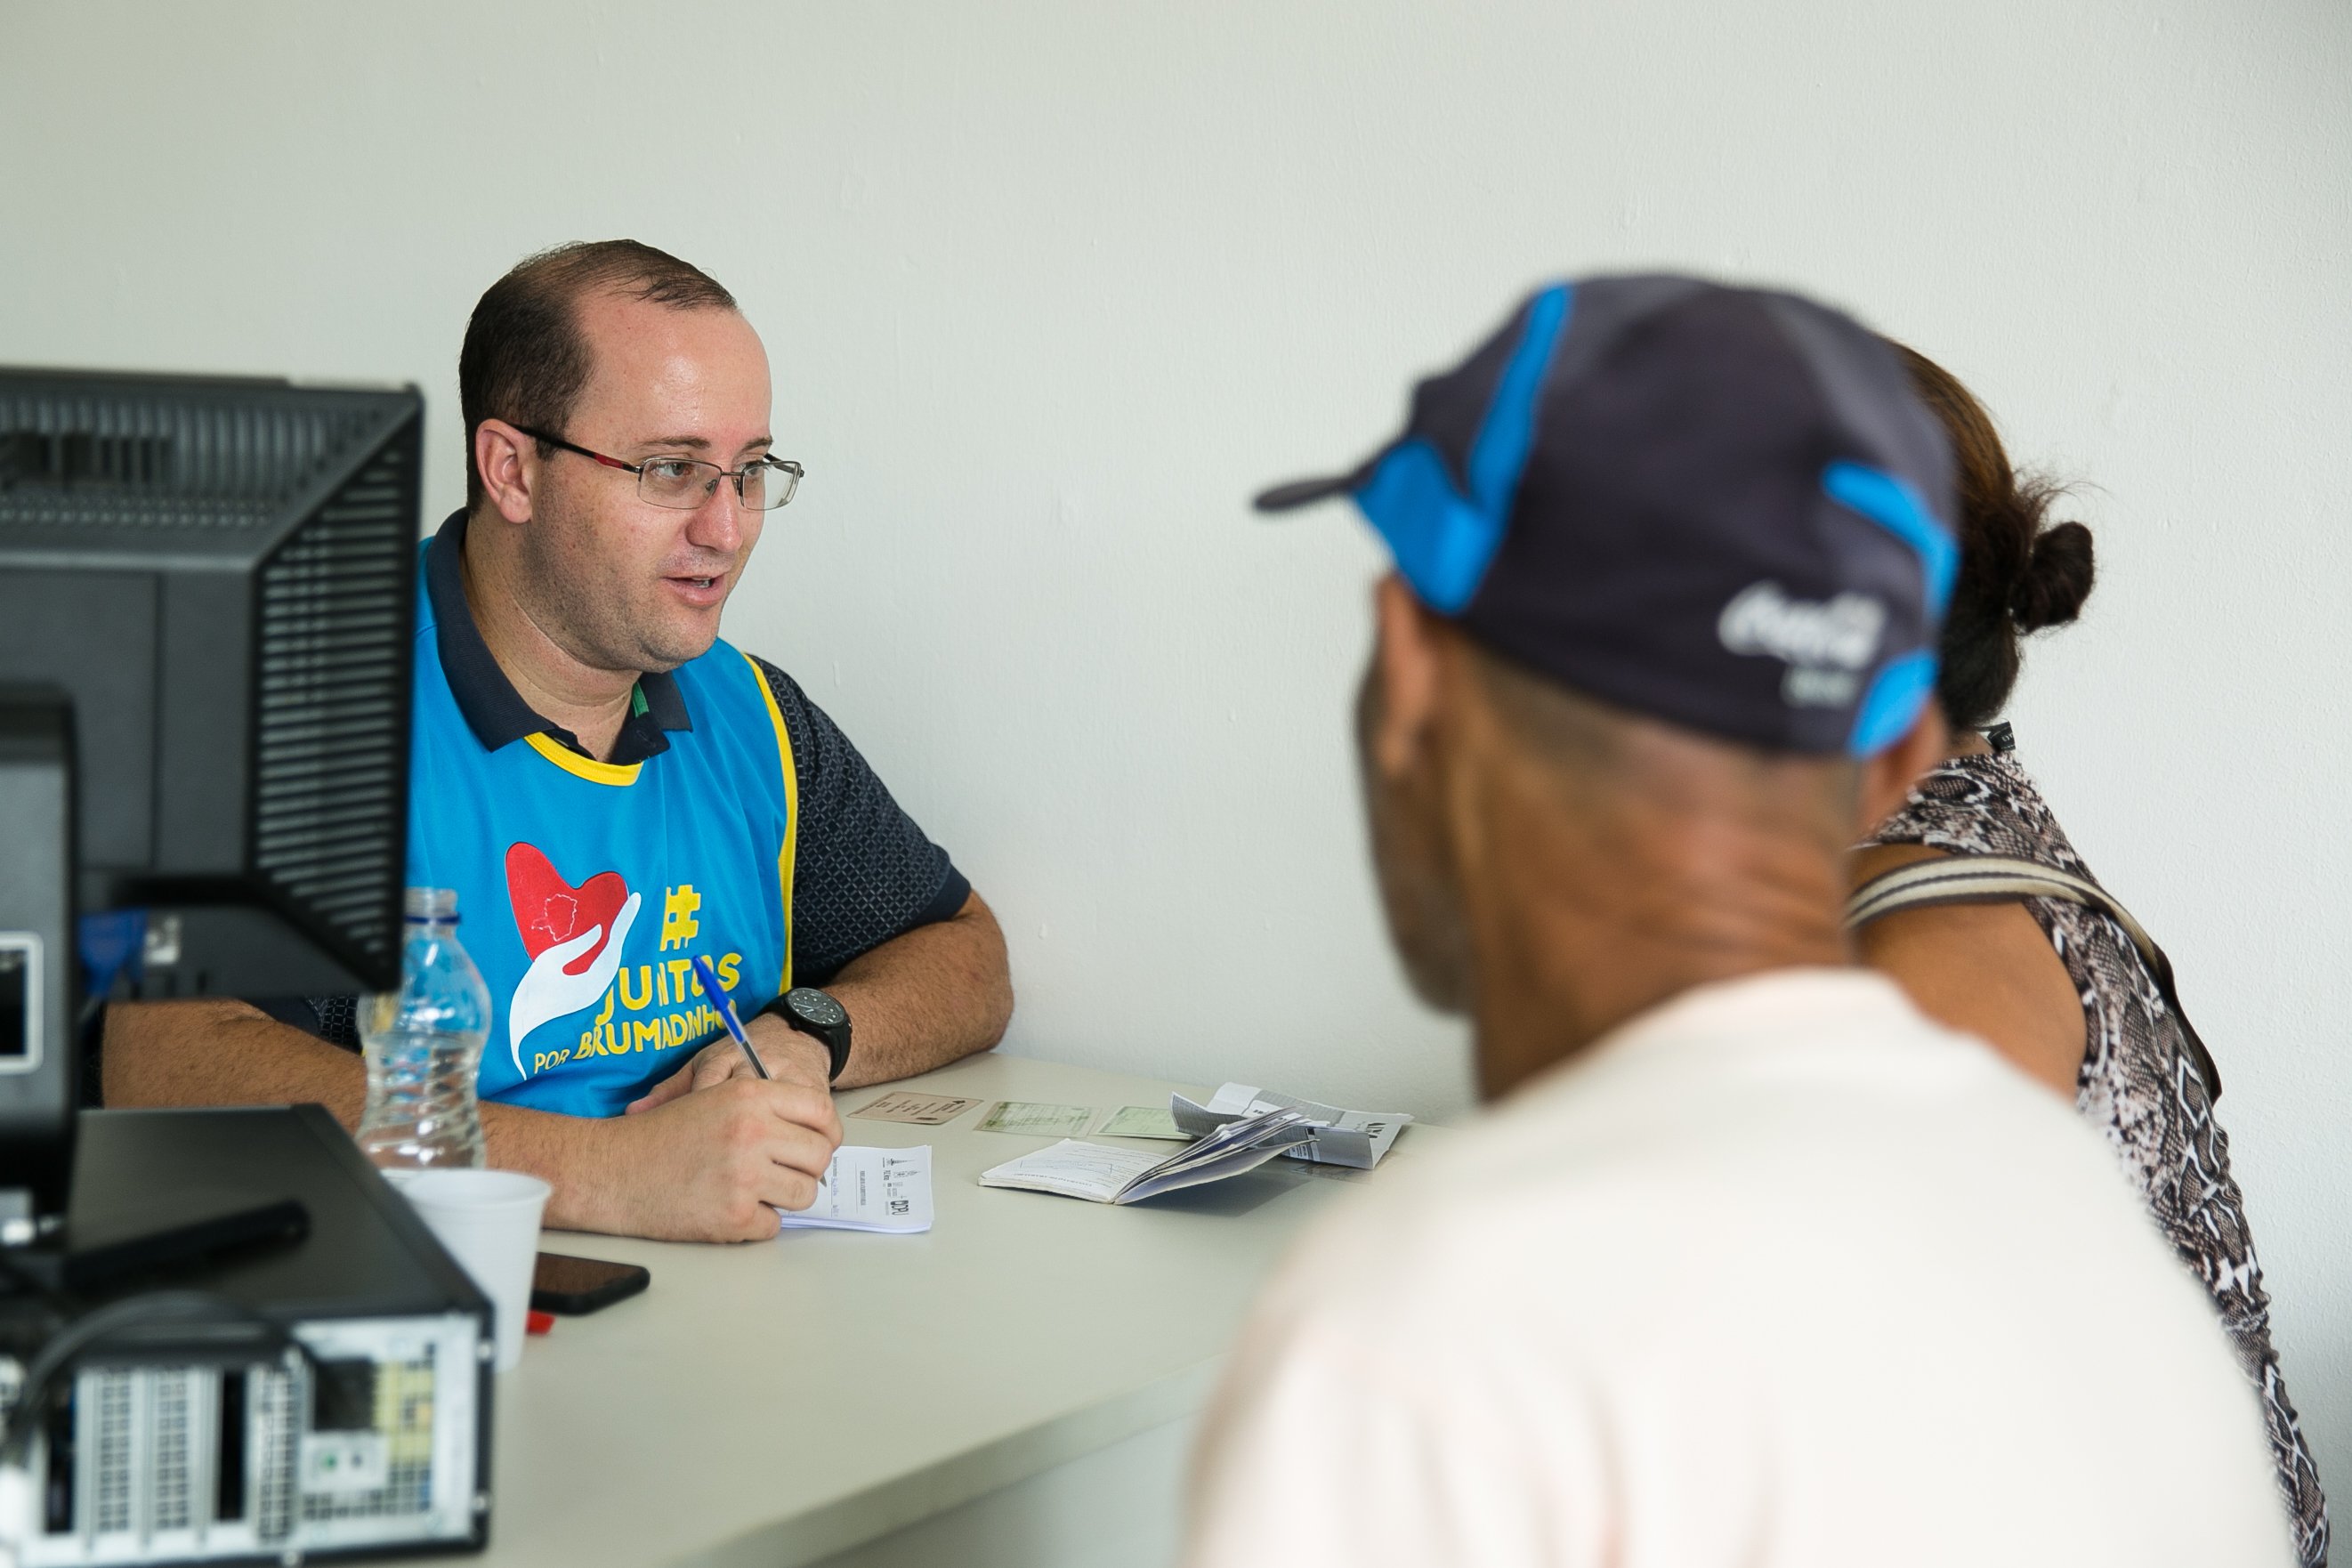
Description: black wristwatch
xmin=763 ymin=986 xmax=852 ymax=1082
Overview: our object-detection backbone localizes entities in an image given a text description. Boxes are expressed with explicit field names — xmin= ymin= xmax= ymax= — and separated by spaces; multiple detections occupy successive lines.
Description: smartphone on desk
xmin=532 ymin=1251 xmax=651 ymax=1315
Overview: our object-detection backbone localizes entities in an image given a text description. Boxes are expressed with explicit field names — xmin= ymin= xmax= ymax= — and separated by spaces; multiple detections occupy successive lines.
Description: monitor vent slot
xmin=250 ymin=449 xmax=413 ymax=977
xmin=0 ymin=390 xmax=385 ymax=532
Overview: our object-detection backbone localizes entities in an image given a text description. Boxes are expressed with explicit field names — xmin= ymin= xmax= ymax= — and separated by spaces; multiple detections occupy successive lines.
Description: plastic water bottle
xmin=358 ymin=887 xmax=491 ymax=1170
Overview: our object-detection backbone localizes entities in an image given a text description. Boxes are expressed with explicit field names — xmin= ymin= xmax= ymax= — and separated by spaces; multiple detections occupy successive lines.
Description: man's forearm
xmin=479 ymin=1103 xmax=639 ymax=1233
xmin=105 ymin=1001 xmax=684 ymax=1233
xmin=820 ymin=890 xmax=1013 ymax=1088
xmin=105 ymin=999 xmax=371 ymax=1126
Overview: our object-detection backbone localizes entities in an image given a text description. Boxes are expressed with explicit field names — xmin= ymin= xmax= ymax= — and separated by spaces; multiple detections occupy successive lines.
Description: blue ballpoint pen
xmin=691 ymin=954 xmax=771 ymax=1080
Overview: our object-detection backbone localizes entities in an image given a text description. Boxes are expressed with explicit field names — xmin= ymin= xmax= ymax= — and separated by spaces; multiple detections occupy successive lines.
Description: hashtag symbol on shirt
xmin=659 ymin=885 xmax=701 ymax=950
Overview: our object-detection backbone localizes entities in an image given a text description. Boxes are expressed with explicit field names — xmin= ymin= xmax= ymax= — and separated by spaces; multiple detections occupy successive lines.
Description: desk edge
xmin=691 ymin=1354 xmax=1225 ymax=1568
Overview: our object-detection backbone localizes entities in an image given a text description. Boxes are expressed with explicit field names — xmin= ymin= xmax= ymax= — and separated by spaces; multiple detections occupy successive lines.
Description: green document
xmin=975 ymin=1100 xmax=1097 ymax=1137
xmin=1098 ymin=1105 xmax=1187 ymax=1141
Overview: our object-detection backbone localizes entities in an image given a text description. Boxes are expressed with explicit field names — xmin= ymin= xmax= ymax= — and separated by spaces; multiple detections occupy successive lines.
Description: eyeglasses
xmin=513 ymin=425 xmax=804 ymax=512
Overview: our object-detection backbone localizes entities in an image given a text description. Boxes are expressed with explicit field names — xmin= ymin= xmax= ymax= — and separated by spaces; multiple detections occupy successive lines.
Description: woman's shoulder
xmin=1861 ymin=748 xmax=2090 ymax=874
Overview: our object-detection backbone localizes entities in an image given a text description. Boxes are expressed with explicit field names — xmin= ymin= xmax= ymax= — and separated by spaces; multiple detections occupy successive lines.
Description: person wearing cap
xmin=1181 ymin=276 xmax=2289 ymax=1566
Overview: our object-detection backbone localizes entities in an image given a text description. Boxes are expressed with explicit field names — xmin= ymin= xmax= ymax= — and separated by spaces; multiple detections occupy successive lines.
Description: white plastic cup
xmin=394 ymin=1168 xmax=552 ymax=1371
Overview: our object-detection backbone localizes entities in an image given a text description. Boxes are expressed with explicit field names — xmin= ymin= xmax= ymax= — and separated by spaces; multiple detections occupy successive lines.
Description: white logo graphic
xmin=1718 ymin=581 xmax=1886 ymax=671
xmin=506 ymin=893 xmax=641 ymax=1075
xmin=1718 ymin=581 xmax=1887 ymax=710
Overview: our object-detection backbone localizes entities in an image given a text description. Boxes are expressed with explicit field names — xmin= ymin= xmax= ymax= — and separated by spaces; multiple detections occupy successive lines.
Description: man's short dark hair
xmin=457 ymin=240 xmax=738 ymax=508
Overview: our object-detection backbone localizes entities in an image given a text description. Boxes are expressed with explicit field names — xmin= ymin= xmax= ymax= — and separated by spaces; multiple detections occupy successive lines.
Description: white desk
xmin=394 ymin=1051 xmax=1384 ymax=1568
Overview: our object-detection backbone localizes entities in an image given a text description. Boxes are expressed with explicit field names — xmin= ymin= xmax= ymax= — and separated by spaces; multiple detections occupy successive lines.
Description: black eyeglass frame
xmin=510 ymin=424 xmax=804 ymax=511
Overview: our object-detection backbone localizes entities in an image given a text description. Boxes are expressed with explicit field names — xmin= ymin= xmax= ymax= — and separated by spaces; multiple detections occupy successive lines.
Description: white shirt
xmin=1182 ymin=969 xmax=2289 ymax=1568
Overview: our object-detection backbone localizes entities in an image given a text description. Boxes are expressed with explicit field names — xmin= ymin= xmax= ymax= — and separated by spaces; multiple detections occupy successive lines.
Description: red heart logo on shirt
xmin=505 ymin=843 xmax=630 ymax=977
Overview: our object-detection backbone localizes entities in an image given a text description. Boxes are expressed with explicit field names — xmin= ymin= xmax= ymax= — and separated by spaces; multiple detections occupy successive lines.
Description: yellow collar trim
xmin=524 ymin=731 xmax=643 ymax=786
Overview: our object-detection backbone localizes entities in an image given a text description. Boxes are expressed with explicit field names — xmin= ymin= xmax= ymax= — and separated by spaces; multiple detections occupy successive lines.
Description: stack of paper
xmin=773 ymin=1145 xmax=934 ymax=1234
xmin=1170 ymin=1083 xmax=1411 ymax=1169
xmin=979 ymin=1107 xmax=1316 ymax=1205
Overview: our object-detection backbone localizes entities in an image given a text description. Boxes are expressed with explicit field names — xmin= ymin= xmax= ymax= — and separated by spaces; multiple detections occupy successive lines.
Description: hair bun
xmin=2012 ymin=517 xmax=2095 ymax=632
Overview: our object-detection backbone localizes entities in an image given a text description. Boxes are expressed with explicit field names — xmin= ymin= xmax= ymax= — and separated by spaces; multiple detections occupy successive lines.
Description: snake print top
xmin=1863 ymin=744 xmax=2327 ymax=1566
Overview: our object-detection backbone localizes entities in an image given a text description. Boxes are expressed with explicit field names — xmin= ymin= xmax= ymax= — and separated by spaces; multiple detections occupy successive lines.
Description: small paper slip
xmin=773 ymin=1145 xmax=933 ymax=1233
xmin=1169 ymin=1082 xmax=1412 ymax=1170
xmin=975 ymin=1100 xmax=1096 ymax=1137
xmin=851 ymin=1091 xmax=981 ymax=1126
xmin=1097 ymin=1104 xmax=1187 ymax=1141
xmin=979 ymin=1107 xmax=1315 ymax=1204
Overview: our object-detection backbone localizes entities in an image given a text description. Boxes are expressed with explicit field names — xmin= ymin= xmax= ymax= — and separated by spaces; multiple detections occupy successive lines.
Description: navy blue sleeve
xmin=751 ymin=656 xmax=970 ymax=987
xmin=246 ymin=995 xmax=361 ymax=1050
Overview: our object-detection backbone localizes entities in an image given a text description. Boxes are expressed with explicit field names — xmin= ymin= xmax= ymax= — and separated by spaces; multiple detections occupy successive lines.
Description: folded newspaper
xmin=978 ymin=1107 xmax=1316 ymax=1204
xmin=773 ymin=1145 xmax=934 ymax=1233
xmin=1169 ymin=1082 xmax=1411 ymax=1169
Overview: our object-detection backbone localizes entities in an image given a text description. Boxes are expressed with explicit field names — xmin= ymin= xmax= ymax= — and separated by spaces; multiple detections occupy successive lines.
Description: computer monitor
xmin=0 ymin=367 xmax=423 ymax=1227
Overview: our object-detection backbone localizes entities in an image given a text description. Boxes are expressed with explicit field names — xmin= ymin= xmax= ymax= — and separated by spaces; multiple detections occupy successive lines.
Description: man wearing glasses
xmin=103 ymin=241 xmax=1014 ymax=1242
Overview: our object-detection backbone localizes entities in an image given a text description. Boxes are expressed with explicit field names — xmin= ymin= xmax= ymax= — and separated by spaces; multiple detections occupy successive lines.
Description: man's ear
xmin=473 ymin=418 xmax=540 ymax=524
xmin=1855 ymin=702 xmax=1951 ymax=837
xmin=1369 ymin=574 xmax=1445 ymax=778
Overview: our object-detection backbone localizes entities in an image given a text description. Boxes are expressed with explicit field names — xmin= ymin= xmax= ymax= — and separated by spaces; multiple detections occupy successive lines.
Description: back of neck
xmin=1465 ymin=829 xmax=1852 ymax=1099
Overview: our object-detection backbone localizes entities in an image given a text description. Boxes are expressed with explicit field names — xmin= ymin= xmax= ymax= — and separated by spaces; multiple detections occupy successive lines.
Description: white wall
xmin=6 ymin=0 xmax=2347 ymax=1507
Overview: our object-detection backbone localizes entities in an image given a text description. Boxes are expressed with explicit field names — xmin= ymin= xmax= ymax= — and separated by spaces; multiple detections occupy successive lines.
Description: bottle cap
xmin=404 ymin=886 xmax=459 ymax=923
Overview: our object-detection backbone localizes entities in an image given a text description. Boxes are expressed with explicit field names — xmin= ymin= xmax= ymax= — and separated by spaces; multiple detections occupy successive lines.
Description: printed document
xmin=774 ymin=1145 xmax=933 ymax=1234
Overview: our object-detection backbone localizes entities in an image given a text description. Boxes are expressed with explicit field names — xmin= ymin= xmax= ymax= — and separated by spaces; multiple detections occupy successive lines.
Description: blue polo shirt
xmin=247 ymin=511 xmax=968 ymax=1114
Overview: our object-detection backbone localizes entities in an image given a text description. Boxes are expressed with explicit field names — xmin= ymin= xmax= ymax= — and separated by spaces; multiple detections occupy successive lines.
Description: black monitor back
xmin=0 ymin=368 xmax=422 ymax=999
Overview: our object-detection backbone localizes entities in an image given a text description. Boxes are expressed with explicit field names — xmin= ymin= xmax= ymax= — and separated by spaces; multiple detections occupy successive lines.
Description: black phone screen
xmin=530 ymin=1251 xmax=651 ymax=1315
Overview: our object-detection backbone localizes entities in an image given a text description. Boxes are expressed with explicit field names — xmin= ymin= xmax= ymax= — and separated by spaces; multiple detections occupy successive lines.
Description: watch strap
xmin=760 ymin=988 xmax=852 ymax=1082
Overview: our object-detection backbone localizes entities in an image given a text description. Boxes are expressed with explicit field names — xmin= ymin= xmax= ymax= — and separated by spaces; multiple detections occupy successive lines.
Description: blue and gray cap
xmin=1257 ymin=274 xmax=1957 ymax=757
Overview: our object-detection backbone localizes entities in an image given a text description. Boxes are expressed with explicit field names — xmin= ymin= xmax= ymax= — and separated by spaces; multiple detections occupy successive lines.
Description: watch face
xmin=788 ymin=988 xmax=846 ymax=1028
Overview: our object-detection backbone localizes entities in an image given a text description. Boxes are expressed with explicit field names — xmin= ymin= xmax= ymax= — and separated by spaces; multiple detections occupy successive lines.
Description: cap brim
xmin=1252 ymin=473 xmax=1360 ymax=513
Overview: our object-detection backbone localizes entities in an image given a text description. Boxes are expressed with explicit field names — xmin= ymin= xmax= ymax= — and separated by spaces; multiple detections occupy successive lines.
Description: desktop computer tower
xmin=0 ymin=1108 xmax=494 ymax=1565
